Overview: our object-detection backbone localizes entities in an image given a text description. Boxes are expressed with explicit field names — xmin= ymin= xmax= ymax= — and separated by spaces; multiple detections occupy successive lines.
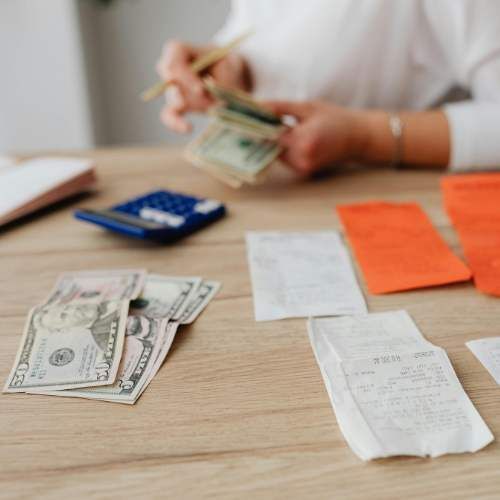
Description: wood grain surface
xmin=1 ymin=148 xmax=499 ymax=499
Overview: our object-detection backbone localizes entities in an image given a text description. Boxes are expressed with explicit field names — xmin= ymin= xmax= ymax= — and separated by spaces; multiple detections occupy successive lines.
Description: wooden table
xmin=1 ymin=148 xmax=499 ymax=499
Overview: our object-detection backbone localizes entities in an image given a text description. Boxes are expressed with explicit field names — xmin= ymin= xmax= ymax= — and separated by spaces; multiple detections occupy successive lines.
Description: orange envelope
xmin=442 ymin=173 xmax=500 ymax=296
xmin=337 ymin=201 xmax=471 ymax=294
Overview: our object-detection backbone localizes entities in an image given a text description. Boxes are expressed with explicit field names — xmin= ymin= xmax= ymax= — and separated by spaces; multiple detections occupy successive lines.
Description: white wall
xmin=0 ymin=0 xmax=230 ymax=153
xmin=0 ymin=0 xmax=95 ymax=152
xmin=81 ymin=0 xmax=230 ymax=146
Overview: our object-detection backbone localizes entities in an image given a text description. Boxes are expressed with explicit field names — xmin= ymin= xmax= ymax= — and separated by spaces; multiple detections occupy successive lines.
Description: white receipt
xmin=312 ymin=310 xmax=434 ymax=360
xmin=246 ymin=231 xmax=367 ymax=321
xmin=308 ymin=311 xmax=494 ymax=460
xmin=466 ymin=337 xmax=500 ymax=384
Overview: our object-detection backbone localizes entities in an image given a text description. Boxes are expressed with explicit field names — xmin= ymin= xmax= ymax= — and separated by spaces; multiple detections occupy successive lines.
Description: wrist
xmin=350 ymin=110 xmax=393 ymax=164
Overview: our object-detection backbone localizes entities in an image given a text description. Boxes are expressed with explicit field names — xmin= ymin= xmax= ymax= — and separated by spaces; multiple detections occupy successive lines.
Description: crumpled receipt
xmin=308 ymin=310 xmax=494 ymax=460
xmin=466 ymin=337 xmax=500 ymax=385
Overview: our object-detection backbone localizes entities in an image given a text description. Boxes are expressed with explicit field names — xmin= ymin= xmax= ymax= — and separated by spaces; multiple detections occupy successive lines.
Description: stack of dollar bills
xmin=185 ymin=78 xmax=284 ymax=188
xmin=3 ymin=270 xmax=220 ymax=404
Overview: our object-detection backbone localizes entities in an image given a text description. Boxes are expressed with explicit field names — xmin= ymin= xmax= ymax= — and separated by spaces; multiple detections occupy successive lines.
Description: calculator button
xmin=139 ymin=207 xmax=185 ymax=227
xmin=194 ymin=199 xmax=222 ymax=214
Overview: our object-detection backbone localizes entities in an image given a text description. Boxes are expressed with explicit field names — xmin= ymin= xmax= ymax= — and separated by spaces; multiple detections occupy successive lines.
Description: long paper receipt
xmin=442 ymin=174 xmax=500 ymax=296
xmin=337 ymin=202 xmax=471 ymax=294
xmin=246 ymin=231 xmax=367 ymax=321
xmin=308 ymin=310 xmax=493 ymax=460
xmin=466 ymin=338 xmax=500 ymax=385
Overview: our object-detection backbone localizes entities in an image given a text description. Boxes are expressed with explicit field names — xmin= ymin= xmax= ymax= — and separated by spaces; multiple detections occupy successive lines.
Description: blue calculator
xmin=74 ymin=190 xmax=226 ymax=242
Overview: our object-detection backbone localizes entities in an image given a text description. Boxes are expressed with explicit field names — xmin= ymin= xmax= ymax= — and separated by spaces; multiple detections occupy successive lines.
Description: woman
xmin=156 ymin=0 xmax=500 ymax=175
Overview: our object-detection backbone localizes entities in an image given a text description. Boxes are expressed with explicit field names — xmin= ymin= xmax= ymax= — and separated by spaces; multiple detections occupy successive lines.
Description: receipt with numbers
xmin=246 ymin=231 xmax=367 ymax=321
xmin=308 ymin=311 xmax=493 ymax=460
xmin=466 ymin=337 xmax=500 ymax=384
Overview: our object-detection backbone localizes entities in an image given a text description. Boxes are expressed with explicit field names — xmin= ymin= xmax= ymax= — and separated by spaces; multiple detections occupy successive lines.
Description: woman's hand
xmin=266 ymin=101 xmax=370 ymax=176
xmin=267 ymin=101 xmax=451 ymax=174
xmin=156 ymin=40 xmax=250 ymax=133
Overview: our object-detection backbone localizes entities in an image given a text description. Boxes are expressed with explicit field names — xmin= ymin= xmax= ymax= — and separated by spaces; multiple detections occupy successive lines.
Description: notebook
xmin=0 ymin=157 xmax=96 ymax=226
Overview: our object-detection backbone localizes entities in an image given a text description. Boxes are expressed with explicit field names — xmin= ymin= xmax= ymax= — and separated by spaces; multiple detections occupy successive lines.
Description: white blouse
xmin=215 ymin=0 xmax=500 ymax=170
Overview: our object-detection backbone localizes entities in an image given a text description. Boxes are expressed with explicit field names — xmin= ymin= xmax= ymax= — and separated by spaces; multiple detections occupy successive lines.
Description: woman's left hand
xmin=265 ymin=101 xmax=369 ymax=176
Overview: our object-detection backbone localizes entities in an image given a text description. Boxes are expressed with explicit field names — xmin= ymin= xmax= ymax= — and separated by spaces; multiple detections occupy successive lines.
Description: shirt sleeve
xmin=441 ymin=0 xmax=500 ymax=171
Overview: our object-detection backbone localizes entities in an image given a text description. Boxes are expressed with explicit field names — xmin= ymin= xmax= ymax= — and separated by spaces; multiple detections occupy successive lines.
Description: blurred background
xmin=0 ymin=0 xmax=230 ymax=153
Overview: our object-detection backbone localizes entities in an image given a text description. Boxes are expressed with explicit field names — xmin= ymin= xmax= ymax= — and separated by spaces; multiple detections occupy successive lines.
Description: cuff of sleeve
xmin=444 ymin=101 xmax=500 ymax=172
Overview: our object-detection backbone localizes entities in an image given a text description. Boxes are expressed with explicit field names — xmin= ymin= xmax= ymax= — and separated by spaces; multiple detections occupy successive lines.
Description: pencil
xmin=140 ymin=31 xmax=252 ymax=102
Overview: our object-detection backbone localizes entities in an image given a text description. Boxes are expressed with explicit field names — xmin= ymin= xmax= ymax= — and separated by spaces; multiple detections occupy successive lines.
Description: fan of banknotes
xmin=3 ymin=270 xmax=220 ymax=404
xmin=185 ymin=78 xmax=285 ymax=188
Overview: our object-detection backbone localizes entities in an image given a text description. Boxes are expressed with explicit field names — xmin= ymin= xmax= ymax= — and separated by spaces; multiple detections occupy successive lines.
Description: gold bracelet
xmin=389 ymin=114 xmax=404 ymax=168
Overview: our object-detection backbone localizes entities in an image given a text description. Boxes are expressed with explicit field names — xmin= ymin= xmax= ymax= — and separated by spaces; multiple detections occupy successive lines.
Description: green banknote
xmin=204 ymin=77 xmax=282 ymax=125
xmin=4 ymin=269 xmax=146 ymax=393
xmin=14 ymin=274 xmax=220 ymax=404
xmin=188 ymin=123 xmax=281 ymax=183
xmin=185 ymin=79 xmax=285 ymax=188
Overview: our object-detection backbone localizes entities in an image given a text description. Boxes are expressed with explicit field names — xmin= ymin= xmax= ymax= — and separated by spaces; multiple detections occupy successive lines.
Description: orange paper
xmin=442 ymin=173 xmax=500 ymax=296
xmin=337 ymin=201 xmax=471 ymax=294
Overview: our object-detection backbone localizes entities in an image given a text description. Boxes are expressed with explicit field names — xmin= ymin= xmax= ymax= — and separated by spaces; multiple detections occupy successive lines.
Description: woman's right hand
xmin=156 ymin=40 xmax=250 ymax=133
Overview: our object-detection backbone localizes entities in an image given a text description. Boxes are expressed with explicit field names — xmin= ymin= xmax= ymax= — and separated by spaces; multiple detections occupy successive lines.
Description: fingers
xmin=161 ymin=107 xmax=191 ymax=134
xmin=264 ymin=100 xmax=312 ymax=119
xmin=267 ymin=100 xmax=317 ymax=174
xmin=278 ymin=127 xmax=320 ymax=175
xmin=156 ymin=40 xmax=212 ymax=114
xmin=160 ymin=87 xmax=191 ymax=133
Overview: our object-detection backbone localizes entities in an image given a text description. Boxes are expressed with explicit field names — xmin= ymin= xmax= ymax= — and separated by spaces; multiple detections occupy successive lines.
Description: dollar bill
xmin=128 ymin=281 xmax=221 ymax=402
xmin=4 ymin=269 xmax=145 ymax=393
xmin=186 ymin=122 xmax=281 ymax=183
xmin=184 ymin=150 xmax=244 ymax=188
xmin=29 ymin=316 xmax=168 ymax=404
xmin=118 ymin=279 xmax=219 ymax=402
xmin=130 ymin=274 xmax=202 ymax=320
xmin=186 ymin=79 xmax=284 ymax=188
xmin=45 ymin=269 xmax=146 ymax=304
xmin=5 ymin=271 xmax=221 ymax=403
xmin=179 ymin=280 xmax=221 ymax=324
xmin=203 ymin=78 xmax=282 ymax=126
xmin=4 ymin=298 xmax=129 ymax=392
xmin=133 ymin=320 xmax=180 ymax=402
xmin=210 ymin=107 xmax=283 ymax=140
xmin=130 ymin=282 xmax=222 ymax=400
xmin=22 ymin=274 xmax=203 ymax=402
